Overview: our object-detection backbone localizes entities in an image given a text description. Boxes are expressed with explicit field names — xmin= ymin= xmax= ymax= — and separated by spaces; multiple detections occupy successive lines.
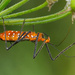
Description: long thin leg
xmin=2 ymin=17 xmax=8 ymax=50
xmin=33 ymin=34 xmax=46 ymax=58
xmin=6 ymin=32 xmax=26 ymax=50
xmin=43 ymin=32 xmax=75 ymax=58
xmin=33 ymin=40 xmax=46 ymax=58
xmin=33 ymin=33 xmax=39 ymax=58
xmin=45 ymin=43 xmax=75 ymax=61
xmin=18 ymin=31 xmax=31 ymax=42
xmin=45 ymin=43 xmax=53 ymax=60
xmin=2 ymin=17 xmax=31 ymax=50
xmin=49 ymin=42 xmax=75 ymax=57
xmin=17 ymin=32 xmax=26 ymax=40
xmin=6 ymin=31 xmax=31 ymax=50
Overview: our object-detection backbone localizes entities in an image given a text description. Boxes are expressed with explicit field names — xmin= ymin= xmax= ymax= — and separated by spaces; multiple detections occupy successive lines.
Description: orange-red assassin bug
xmin=0 ymin=18 xmax=75 ymax=60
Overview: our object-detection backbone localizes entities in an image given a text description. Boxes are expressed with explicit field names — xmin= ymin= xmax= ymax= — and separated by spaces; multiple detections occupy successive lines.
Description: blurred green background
xmin=0 ymin=0 xmax=75 ymax=75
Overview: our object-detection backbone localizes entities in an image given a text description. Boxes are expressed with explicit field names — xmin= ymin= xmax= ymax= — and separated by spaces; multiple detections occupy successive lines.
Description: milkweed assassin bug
xmin=0 ymin=17 xmax=75 ymax=60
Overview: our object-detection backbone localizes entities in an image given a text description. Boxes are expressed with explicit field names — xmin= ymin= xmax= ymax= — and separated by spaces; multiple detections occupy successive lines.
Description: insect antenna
xmin=56 ymin=24 xmax=72 ymax=46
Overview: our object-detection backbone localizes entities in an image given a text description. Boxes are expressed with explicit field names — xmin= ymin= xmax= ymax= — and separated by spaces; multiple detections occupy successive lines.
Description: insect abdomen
xmin=0 ymin=31 xmax=21 ymax=41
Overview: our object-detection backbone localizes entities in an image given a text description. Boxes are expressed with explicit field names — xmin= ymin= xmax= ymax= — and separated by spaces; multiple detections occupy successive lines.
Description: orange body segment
xmin=0 ymin=31 xmax=50 ymax=43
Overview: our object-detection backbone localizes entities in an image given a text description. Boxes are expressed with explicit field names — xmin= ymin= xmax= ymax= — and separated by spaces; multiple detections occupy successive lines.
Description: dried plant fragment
xmin=72 ymin=12 xmax=75 ymax=24
xmin=64 ymin=0 xmax=75 ymax=24
xmin=46 ymin=0 xmax=58 ymax=11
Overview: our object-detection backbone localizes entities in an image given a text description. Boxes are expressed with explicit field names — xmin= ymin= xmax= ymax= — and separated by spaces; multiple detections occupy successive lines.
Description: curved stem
xmin=0 ymin=0 xmax=11 ymax=11
xmin=0 ymin=1 xmax=48 ymax=19
xmin=0 ymin=10 xmax=71 ymax=25
xmin=0 ymin=0 xmax=29 ymax=16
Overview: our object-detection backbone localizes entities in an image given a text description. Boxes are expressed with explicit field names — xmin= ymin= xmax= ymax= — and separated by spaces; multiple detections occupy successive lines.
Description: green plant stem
xmin=0 ymin=9 xmax=68 ymax=23
xmin=0 ymin=0 xmax=11 ymax=12
xmin=0 ymin=1 xmax=48 ymax=19
xmin=71 ymin=0 xmax=75 ymax=11
xmin=0 ymin=10 xmax=71 ymax=25
xmin=0 ymin=0 xmax=29 ymax=16
xmin=25 ymin=11 xmax=71 ymax=25
xmin=2 ymin=9 xmax=65 ymax=22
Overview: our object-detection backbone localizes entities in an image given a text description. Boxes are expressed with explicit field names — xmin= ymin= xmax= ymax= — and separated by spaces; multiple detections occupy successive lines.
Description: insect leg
xmin=45 ymin=43 xmax=55 ymax=60
xmin=2 ymin=17 xmax=25 ymax=50
xmin=2 ymin=17 xmax=8 ymax=50
xmin=6 ymin=31 xmax=31 ymax=50
xmin=33 ymin=33 xmax=47 ymax=58
xmin=33 ymin=40 xmax=46 ymax=59
xmin=18 ymin=31 xmax=31 ymax=42
xmin=33 ymin=33 xmax=39 ymax=58
xmin=2 ymin=17 xmax=31 ymax=50
xmin=43 ymin=32 xmax=75 ymax=58
xmin=45 ymin=43 xmax=75 ymax=61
